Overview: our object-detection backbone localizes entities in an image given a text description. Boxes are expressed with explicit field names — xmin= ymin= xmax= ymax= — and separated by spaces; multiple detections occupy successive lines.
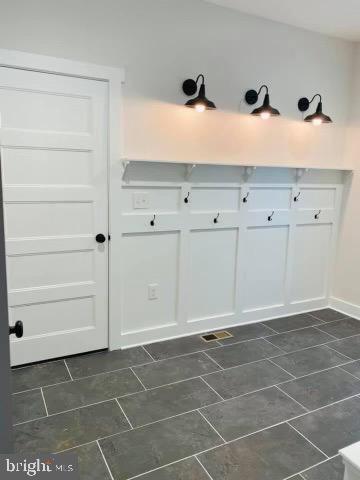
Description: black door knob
xmin=9 ymin=321 xmax=23 ymax=338
xmin=96 ymin=233 xmax=106 ymax=243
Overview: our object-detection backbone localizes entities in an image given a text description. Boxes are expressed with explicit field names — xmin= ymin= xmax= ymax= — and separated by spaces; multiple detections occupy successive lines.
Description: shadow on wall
xmin=124 ymin=97 xmax=346 ymax=167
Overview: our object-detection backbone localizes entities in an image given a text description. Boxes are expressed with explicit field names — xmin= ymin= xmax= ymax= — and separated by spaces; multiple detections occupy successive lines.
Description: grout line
xmin=259 ymin=322 xmax=279 ymax=334
xmin=202 ymin=350 xmax=224 ymax=370
xmin=141 ymin=345 xmax=156 ymax=362
xmin=262 ymin=337 xmax=288 ymax=354
xmin=115 ymin=398 xmax=134 ymax=429
xmin=312 ymin=325 xmax=339 ymax=339
xmin=40 ymin=387 xmax=49 ymax=416
xmin=267 ymin=358 xmax=296 ymax=379
xmin=275 ymin=385 xmax=309 ymax=412
xmin=195 ymin=455 xmax=215 ymax=480
xmin=325 ymin=344 xmax=354 ymax=360
xmin=197 ymin=409 xmax=227 ymax=444
xmin=96 ymin=440 xmax=115 ymax=480
xmin=287 ymin=422 xmax=329 ymax=459
xmin=130 ymin=367 xmax=148 ymax=391
xmin=64 ymin=360 xmax=74 ymax=381
xmin=281 ymin=454 xmax=340 ymax=480
xmin=338 ymin=365 xmax=360 ymax=382
xmin=199 ymin=376 xmax=225 ymax=401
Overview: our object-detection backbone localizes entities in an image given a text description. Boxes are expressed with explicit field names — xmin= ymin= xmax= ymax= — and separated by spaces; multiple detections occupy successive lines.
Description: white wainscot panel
xmin=7 ymin=250 xmax=93 ymax=290
xmin=290 ymin=223 xmax=332 ymax=303
xmin=243 ymin=225 xmax=289 ymax=312
xmin=121 ymin=186 xmax=181 ymax=214
xmin=5 ymin=202 xmax=93 ymax=238
xmin=189 ymin=228 xmax=238 ymax=322
xmin=297 ymin=187 xmax=336 ymax=209
xmin=2 ymin=147 xmax=92 ymax=186
xmin=248 ymin=186 xmax=292 ymax=210
xmin=9 ymin=297 xmax=95 ymax=338
xmin=121 ymin=231 xmax=179 ymax=334
xmin=190 ymin=187 xmax=241 ymax=212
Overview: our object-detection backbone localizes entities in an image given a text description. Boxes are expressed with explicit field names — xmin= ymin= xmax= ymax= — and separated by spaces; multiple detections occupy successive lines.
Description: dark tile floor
xmin=11 ymin=308 xmax=360 ymax=480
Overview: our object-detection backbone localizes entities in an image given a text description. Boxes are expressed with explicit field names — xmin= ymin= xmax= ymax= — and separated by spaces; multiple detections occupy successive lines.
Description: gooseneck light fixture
xmin=182 ymin=74 xmax=216 ymax=113
xmin=298 ymin=94 xmax=332 ymax=125
xmin=245 ymin=85 xmax=280 ymax=119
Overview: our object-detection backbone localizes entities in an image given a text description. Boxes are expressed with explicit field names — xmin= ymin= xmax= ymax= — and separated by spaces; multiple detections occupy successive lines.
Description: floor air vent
xmin=201 ymin=331 xmax=233 ymax=342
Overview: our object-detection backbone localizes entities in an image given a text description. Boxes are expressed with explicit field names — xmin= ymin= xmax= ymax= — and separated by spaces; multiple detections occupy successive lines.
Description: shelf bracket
xmin=185 ymin=164 xmax=196 ymax=180
xmin=243 ymin=166 xmax=256 ymax=182
xmin=295 ymin=168 xmax=309 ymax=182
xmin=122 ymin=160 xmax=130 ymax=180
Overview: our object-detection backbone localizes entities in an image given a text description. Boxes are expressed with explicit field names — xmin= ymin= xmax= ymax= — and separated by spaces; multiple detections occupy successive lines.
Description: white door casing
xmin=0 ymin=51 xmax=124 ymax=366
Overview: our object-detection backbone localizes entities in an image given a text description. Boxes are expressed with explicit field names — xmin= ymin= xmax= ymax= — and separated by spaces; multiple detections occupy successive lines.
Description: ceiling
xmin=205 ymin=0 xmax=360 ymax=41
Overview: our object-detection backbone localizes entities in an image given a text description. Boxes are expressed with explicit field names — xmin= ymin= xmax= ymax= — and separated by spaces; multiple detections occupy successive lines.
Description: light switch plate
xmin=148 ymin=284 xmax=158 ymax=300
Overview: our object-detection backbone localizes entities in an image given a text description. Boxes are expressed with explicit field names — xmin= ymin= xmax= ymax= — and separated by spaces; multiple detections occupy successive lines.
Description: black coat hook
xmin=314 ymin=210 xmax=321 ymax=220
xmin=150 ymin=214 xmax=156 ymax=226
xmin=243 ymin=192 xmax=250 ymax=203
xmin=268 ymin=211 xmax=274 ymax=222
xmin=214 ymin=213 xmax=220 ymax=224
xmin=184 ymin=192 xmax=190 ymax=203
xmin=294 ymin=192 xmax=301 ymax=202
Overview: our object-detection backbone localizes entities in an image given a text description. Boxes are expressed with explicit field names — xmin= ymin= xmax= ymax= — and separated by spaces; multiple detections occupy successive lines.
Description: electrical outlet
xmin=133 ymin=192 xmax=150 ymax=209
xmin=148 ymin=283 xmax=158 ymax=300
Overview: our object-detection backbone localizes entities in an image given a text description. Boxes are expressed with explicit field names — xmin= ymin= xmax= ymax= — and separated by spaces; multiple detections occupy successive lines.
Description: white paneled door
xmin=0 ymin=66 xmax=109 ymax=366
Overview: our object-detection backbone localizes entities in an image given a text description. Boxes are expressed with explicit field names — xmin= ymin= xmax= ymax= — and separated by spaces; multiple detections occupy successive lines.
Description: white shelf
xmin=121 ymin=157 xmax=353 ymax=172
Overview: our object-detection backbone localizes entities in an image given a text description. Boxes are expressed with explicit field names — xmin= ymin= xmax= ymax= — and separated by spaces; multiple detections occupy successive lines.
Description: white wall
xmin=332 ymin=44 xmax=360 ymax=315
xmin=0 ymin=0 xmax=354 ymax=166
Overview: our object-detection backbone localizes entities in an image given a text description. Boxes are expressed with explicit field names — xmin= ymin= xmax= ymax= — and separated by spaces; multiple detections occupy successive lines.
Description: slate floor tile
xmin=11 ymin=360 xmax=70 ymax=393
xmin=271 ymin=345 xmax=350 ymax=378
xmin=200 ymin=386 xmax=305 ymax=441
xmin=266 ymin=327 xmax=334 ymax=353
xmin=135 ymin=457 xmax=209 ymax=480
xmin=66 ymin=347 xmax=152 ymax=379
xmin=14 ymin=400 xmax=130 ymax=453
xmin=133 ymin=352 xmax=220 ymax=389
xmin=12 ymin=389 xmax=46 ymax=425
xmin=43 ymin=368 xmax=143 ymax=414
xmin=62 ymin=442 xmax=111 ymax=480
xmin=119 ymin=378 xmax=221 ymax=428
xmin=216 ymin=323 xmax=274 ymax=345
xmin=202 ymin=359 xmax=292 ymax=399
xmin=301 ymin=456 xmax=345 ymax=480
xmin=198 ymin=423 xmax=325 ymax=480
xmin=205 ymin=338 xmax=283 ymax=369
xmin=99 ymin=411 xmax=222 ymax=480
xmin=328 ymin=335 xmax=360 ymax=359
xmin=317 ymin=317 xmax=360 ymax=339
xmin=263 ymin=313 xmax=324 ymax=333
xmin=310 ymin=308 xmax=348 ymax=323
xmin=342 ymin=360 xmax=360 ymax=378
xmin=143 ymin=335 xmax=212 ymax=360
xmin=279 ymin=367 xmax=360 ymax=410
xmin=290 ymin=397 xmax=360 ymax=456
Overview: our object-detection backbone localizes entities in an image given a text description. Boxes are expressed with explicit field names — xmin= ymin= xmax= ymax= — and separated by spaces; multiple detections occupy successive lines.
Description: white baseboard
xmin=329 ymin=297 xmax=360 ymax=320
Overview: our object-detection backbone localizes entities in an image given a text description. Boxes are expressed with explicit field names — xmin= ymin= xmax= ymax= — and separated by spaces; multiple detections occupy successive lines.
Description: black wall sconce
xmin=182 ymin=74 xmax=216 ymax=113
xmin=245 ymin=85 xmax=280 ymax=119
xmin=298 ymin=94 xmax=332 ymax=125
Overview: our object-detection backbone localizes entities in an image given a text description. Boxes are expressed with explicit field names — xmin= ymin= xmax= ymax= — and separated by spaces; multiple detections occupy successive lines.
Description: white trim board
xmin=330 ymin=297 xmax=360 ymax=320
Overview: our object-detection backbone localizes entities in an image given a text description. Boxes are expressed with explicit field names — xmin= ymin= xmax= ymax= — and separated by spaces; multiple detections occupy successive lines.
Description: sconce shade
xmin=304 ymin=101 xmax=332 ymax=124
xmin=245 ymin=86 xmax=280 ymax=119
xmin=183 ymin=75 xmax=216 ymax=111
